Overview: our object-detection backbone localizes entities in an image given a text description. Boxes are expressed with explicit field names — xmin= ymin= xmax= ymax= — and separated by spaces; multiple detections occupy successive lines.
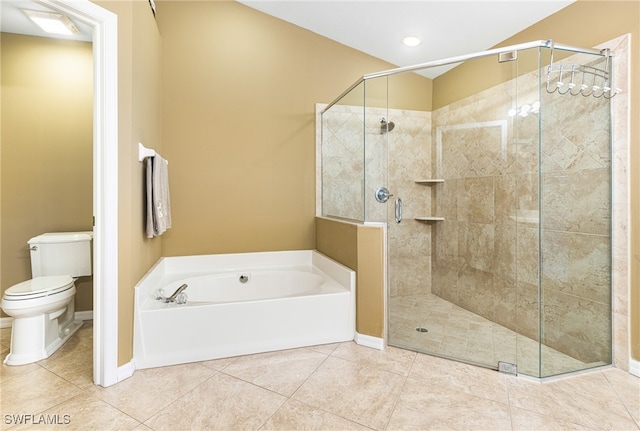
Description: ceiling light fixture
xmin=402 ymin=36 xmax=422 ymax=47
xmin=22 ymin=9 xmax=79 ymax=35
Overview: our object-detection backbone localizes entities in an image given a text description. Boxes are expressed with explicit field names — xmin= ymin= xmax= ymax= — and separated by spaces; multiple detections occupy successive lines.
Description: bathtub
xmin=133 ymin=250 xmax=355 ymax=369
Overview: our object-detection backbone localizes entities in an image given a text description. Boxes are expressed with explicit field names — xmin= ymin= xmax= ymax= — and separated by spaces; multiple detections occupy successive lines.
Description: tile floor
xmin=1 ymin=321 xmax=639 ymax=430
xmin=388 ymin=293 xmax=605 ymax=377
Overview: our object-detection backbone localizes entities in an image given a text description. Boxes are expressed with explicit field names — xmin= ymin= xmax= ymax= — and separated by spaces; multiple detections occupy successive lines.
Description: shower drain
xmin=415 ymin=327 xmax=429 ymax=333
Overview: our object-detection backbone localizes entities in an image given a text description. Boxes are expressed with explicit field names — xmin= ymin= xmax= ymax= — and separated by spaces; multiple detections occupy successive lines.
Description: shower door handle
xmin=395 ymin=198 xmax=402 ymax=223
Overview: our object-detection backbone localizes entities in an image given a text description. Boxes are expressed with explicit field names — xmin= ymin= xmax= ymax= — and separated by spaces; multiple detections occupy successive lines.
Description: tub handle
xmin=395 ymin=198 xmax=402 ymax=223
xmin=156 ymin=283 xmax=188 ymax=303
xmin=166 ymin=284 xmax=188 ymax=302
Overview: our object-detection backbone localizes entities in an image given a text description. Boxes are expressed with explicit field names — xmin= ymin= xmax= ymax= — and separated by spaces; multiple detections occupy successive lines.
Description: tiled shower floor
xmin=1 ymin=320 xmax=638 ymax=430
xmin=388 ymin=293 xmax=605 ymax=377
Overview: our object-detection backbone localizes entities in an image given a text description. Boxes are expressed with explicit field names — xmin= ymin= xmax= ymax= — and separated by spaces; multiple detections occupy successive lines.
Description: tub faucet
xmin=156 ymin=283 xmax=188 ymax=304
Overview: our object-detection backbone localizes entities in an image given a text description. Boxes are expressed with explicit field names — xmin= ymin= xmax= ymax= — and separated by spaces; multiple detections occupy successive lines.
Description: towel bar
xmin=138 ymin=143 xmax=156 ymax=162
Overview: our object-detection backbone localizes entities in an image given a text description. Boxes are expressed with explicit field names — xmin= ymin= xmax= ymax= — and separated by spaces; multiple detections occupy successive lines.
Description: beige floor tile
xmin=0 ymin=359 xmax=43 ymax=381
xmin=199 ymin=355 xmax=239 ymax=371
xmin=331 ymin=341 xmax=416 ymax=376
xmin=387 ymin=376 xmax=512 ymax=431
xmin=221 ymin=347 xmax=327 ymax=396
xmin=90 ymin=363 xmax=216 ymax=423
xmin=510 ymin=406 xmax=596 ymax=430
xmin=37 ymin=324 xmax=94 ymax=390
xmin=16 ymin=394 xmax=142 ymax=431
xmin=390 ymin=293 xmax=597 ymax=376
xmin=305 ymin=342 xmax=340 ymax=356
xmin=603 ymin=367 xmax=640 ymax=424
xmin=144 ymin=373 xmax=286 ymax=431
xmin=261 ymin=399 xmax=371 ymax=430
xmin=0 ymin=367 xmax=83 ymax=424
xmin=409 ymin=352 xmax=510 ymax=405
xmin=2 ymin=321 xmax=638 ymax=431
xmin=292 ymin=356 xmax=405 ymax=430
xmin=507 ymin=371 xmax=639 ymax=430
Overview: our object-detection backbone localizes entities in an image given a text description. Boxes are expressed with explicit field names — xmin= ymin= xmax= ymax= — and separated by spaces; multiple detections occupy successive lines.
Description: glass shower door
xmin=385 ymin=51 xmax=527 ymax=373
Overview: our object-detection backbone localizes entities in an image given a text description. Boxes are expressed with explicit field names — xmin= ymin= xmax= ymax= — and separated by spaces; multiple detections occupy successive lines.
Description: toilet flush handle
xmin=30 ymin=246 xmax=38 ymax=251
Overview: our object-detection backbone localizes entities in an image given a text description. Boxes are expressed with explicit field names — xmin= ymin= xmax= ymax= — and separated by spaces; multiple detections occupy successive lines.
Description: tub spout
xmin=164 ymin=284 xmax=188 ymax=303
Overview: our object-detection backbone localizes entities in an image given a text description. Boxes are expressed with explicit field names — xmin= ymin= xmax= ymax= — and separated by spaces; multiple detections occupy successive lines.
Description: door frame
xmin=41 ymin=0 xmax=119 ymax=387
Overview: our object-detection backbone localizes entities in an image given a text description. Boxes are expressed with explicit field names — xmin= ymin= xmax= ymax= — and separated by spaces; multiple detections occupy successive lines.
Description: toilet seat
xmin=3 ymin=275 xmax=74 ymax=301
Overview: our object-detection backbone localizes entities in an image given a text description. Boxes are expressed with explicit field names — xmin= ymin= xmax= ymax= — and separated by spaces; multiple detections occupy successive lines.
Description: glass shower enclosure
xmin=320 ymin=40 xmax=613 ymax=378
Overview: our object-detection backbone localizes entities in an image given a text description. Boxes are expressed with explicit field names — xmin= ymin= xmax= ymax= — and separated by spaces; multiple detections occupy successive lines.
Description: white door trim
xmin=40 ymin=0 xmax=119 ymax=387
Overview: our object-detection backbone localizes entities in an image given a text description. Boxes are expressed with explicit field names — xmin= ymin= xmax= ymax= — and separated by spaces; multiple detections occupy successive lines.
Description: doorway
xmin=38 ymin=0 xmax=119 ymax=387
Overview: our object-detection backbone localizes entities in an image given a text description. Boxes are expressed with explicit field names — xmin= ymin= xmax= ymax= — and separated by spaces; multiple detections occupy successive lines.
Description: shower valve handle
xmin=375 ymin=187 xmax=393 ymax=203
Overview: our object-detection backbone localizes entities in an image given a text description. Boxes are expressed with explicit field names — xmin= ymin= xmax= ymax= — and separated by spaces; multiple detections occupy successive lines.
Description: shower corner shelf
xmin=415 ymin=216 xmax=445 ymax=222
xmin=415 ymin=179 xmax=444 ymax=185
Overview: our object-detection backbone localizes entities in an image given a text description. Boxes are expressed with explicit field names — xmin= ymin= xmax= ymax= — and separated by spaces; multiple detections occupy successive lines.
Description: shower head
xmin=380 ymin=118 xmax=395 ymax=134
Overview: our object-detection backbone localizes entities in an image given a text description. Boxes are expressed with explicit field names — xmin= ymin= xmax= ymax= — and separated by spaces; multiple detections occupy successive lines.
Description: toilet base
xmin=3 ymin=313 xmax=83 ymax=366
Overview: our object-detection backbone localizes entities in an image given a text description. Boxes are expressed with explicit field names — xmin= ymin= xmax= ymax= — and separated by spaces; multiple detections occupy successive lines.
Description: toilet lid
xmin=4 ymin=275 xmax=74 ymax=299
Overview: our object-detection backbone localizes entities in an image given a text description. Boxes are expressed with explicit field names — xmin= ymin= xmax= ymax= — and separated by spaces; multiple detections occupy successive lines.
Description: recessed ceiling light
xmin=402 ymin=36 xmax=422 ymax=47
xmin=22 ymin=9 xmax=79 ymax=36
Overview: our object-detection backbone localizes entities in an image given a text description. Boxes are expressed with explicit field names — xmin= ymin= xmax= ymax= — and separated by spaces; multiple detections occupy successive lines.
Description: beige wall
xmin=0 ymin=34 xmax=94 ymax=315
xmin=316 ymin=217 xmax=385 ymax=338
xmin=94 ymin=0 xmax=163 ymax=366
xmin=156 ymin=1 xmax=404 ymax=257
xmin=433 ymin=0 xmax=639 ymax=362
xmin=356 ymin=225 xmax=385 ymax=338
xmin=337 ymin=73 xmax=433 ymax=112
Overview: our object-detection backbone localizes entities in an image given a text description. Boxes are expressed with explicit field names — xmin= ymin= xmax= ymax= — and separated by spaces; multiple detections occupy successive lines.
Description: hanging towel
xmin=145 ymin=154 xmax=172 ymax=238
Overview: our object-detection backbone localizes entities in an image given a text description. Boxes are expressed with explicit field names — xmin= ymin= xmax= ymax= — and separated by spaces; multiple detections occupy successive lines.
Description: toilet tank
xmin=28 ymin=232 xmax=93 ymax=278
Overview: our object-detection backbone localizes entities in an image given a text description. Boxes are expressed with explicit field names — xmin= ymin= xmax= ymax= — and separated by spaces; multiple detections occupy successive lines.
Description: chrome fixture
xmin=239 ymin=275 xmax=249 ymax=284
xmin=375 ymin=187 xmax=393 ymax=203
xmin=155 ymin=284 xmax=188 ymax=304
xmin=395 ymin=198 xmax=403 ymax=223
xmin=380 ymin=118 xmax=395 ymax=134
xmin=545 ymin=42 xmax=619 ymax=99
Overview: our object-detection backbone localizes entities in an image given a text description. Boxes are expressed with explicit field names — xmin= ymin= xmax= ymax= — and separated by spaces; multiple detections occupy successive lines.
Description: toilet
xmin=1 ymin=231 xmax=93 ymax=366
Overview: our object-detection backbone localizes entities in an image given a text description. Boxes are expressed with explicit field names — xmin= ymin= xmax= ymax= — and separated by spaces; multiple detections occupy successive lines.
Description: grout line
xmin=382 ymin=351 xmax=418 ymax=431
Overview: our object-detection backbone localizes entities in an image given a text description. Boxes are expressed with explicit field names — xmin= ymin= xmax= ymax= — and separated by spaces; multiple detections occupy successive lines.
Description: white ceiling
xmin=238 ymin=0 xmax=575 ymax=77
xmin=1 ymin=1 xmax=575 ymax=78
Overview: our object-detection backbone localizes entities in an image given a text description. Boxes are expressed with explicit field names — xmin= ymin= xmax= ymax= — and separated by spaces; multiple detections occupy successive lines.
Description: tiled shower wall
xmin=431 ymin=50 xmax=612 ymax=365
xmin=321 ymin=105 xmax=433 ymax=298
xmin=385 ymin=109 xmax=432 ymax=298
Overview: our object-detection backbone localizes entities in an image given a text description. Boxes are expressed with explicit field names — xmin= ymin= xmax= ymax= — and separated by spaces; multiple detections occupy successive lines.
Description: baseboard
xmin=354 ymin=332 xmax=385 ymax=350
xmin=75 ymin=311 xmax=94 ymax=321
xmin=0 ymin=311 xmax=93 ymax=329
xmin=117 ymin=360 xmax=136 ymax=382
xmin=630 ymin=357 xmax=640 ymax=377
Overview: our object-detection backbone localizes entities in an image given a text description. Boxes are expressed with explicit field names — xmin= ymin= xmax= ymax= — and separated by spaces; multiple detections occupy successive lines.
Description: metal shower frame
xmin=321 ymin=39 xmax=610 ymax=114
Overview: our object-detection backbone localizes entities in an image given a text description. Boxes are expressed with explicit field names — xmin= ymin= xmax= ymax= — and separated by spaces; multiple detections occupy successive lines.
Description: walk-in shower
xmin=319 ymin=40 xmax=614 ymax=378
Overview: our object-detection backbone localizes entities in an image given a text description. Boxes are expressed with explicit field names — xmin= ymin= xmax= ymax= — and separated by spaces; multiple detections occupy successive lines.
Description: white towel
xmin=146 ymin=154 xmax=172 ymax=238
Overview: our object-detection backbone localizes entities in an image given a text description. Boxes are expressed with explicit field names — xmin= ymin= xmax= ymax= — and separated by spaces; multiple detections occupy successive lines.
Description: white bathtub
xmin=133 ymin=250 xmax=355 ymax=369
